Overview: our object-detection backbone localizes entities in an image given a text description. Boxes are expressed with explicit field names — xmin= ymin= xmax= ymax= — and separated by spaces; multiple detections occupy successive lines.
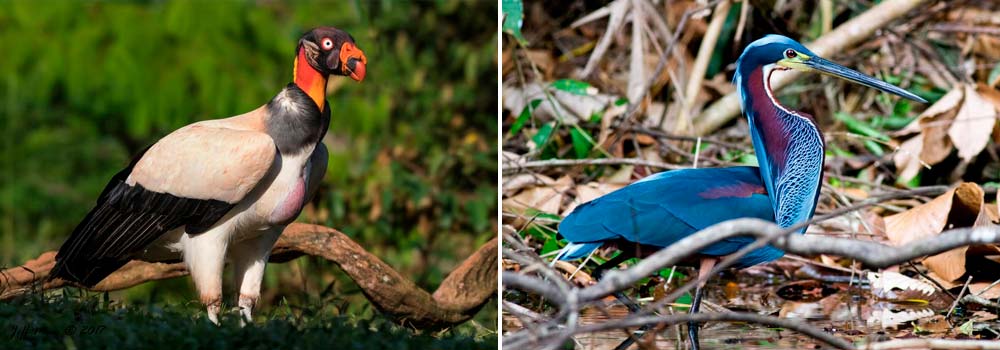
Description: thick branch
xmin=1 ymin=223 xmax=497 ymax=331
xmin=582 ymin=218 xmax=1000 ymax=303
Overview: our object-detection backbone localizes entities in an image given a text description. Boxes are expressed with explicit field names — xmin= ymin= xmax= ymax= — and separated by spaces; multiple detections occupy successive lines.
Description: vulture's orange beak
xmin=340 ymin=42 xmax=367 ymax=82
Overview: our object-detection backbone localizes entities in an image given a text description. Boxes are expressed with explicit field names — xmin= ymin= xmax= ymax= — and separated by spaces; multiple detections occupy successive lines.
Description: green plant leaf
xmin=675 ymin=292 xmax=693 ymax=311
xmin=502 ymin=0 xmax=526 ymax=44
xmin=834 ymin=112 xmax=888 ymax=141
xmin=532 ymin=122 xmax=555 ymax=149
xmin=551 ymin=79 xmax=597 ymax=95
xmin=989 ymin=62 xmax=1000 ymax=86
xmin=569 ymin=127 xmax=594 ymax=158
xmin=658 ymin=268 xmax=686 ymax=280
xmin=541 ymin=236 xmax=561 ymax=255
xmin=959 ymin=320 xmax=974 ymax=336
xmin=510 ymin=99 xmax=541 ymax=136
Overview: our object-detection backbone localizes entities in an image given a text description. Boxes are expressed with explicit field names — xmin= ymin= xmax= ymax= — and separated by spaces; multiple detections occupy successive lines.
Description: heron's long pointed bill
xmin=804 ymin=56 xmax=927 ymax=103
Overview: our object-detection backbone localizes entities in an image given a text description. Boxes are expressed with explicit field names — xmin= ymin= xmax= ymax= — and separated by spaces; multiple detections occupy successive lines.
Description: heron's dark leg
xmin=688 ymin=257 xmax=717 ymax=350
xmin=593 ymin=251 xmax=646 ymax=350
xmin=592 ymin=251 xmax=640 ymax=312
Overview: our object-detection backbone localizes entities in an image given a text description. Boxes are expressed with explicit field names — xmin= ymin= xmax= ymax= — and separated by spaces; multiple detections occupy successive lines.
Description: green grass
xmin=0 ymin=293 xmax=496 ymax=350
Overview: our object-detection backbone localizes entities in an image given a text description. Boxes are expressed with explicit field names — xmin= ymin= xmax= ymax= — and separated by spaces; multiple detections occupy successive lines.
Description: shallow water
xmin=520 ymin=271 xmax=949 ymax=350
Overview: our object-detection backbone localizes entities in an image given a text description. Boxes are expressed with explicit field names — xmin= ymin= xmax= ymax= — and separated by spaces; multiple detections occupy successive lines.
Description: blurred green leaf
xmin=532 ymin=122 xmax=555 ymax=149
xmin=990 ymin=62 xmax=1000 ymax=86
xmin=959 ymin=320 xmax=974 ymax=336
xmin=834 ymin=112 xmax=889 ymax=141
xmin=541 ymin=236 xmax=560 ymax=255
xmin=658 ymin=268 xmax=686 ymax=280
xmin=675 ymin=292 xmax=693 ymax=311
xmin=569 ymin=127 xmax=594 ymax=159
xmin=510 ymin=99 xmax=541 ymax=136
xmin=551 ymin=79 xmax=596 ymax=96
xmin=501 ymin=0 xmax=526 ymax=44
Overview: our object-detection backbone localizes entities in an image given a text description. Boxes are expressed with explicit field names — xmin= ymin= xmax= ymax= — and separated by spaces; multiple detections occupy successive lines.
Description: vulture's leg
xmin=230 ymin=226 xmax=283 ymax=325
xmin=183 ymin=221 xmax=233 ymax=324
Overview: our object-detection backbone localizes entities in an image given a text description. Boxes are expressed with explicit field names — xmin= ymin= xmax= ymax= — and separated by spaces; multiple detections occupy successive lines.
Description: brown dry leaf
xmin=635 ymin=133 xmax=656 ymax=145
xmin=604 ymin=165 xmax=635 ymax=184
xmin=884 ymin=183 xmax=987 ymax=282
xmin=919 ymin=116 xmax=954 ymax=166
xmin=925 ymin=271 xmax=958 ymax=289
xmin=973 ymin=35 xmax=1000 ymax=60
xmin=819 ymin=255 xmax=839 ymax=267
xmin=842 ymin=187 xmax=869 ymax=200
xmin=915 ymin=315 xmax=950 ymax=334
xmin=863 ymin=210 xmax=887 ymax=239
xmin=949 ymin=84 xmax=997 ymax=161
xmin=502 ymin=175 xmax=573 ymax=216
xmin=893 ymin=87 xmax=964 ymax=181
xmin=895 ymin=86 xmax=963 ymax=136
xmin=978 ymin=84 xmax=1000 ymax=142
xmin=503 ymin=173 xmax=553 ymax=196
xmin=894 ymin=136 xmax=926 ymax=181
xmin=972 ymin=310 xmax=998 ymax=322
xmin=969 ymin=282 xmax=1000 ymax=300
xmin=562 ymin=182 xmax=625 ymax=216
xmin=502 ymin=83 xmax=616 ymax=125
xmin=884 ymin=185 xmax=959 ymax=245
xmin=525 ymin=49 xmax=556 ymax=79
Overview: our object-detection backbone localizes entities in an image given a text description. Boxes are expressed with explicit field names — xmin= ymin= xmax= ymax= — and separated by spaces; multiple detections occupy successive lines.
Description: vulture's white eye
xmin=322 ymin=38 xmax=334 ymax=50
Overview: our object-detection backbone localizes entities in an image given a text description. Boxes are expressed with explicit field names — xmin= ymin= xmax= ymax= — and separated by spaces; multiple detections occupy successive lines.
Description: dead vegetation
xmin=502 ymin=0 xmax=1000 ymax=348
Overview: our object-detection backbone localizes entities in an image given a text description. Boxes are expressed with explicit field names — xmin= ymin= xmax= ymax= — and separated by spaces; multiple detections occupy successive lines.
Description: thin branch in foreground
xmin=502 ymin=157 xmax=683 ymax=175
xmin=861 ymin=339 xmax=1000 ymax=350
xmin=574 ymin=312 xmax=854 ymax=350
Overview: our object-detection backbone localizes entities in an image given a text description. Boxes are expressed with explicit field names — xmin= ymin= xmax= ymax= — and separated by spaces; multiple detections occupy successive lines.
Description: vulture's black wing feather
xmin=51 ymin=149 xmax=233 ymax=287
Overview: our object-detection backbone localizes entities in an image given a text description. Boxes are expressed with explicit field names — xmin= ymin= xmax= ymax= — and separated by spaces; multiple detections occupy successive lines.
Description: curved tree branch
xmin=0 ymin=223 xmax=497 ymax=331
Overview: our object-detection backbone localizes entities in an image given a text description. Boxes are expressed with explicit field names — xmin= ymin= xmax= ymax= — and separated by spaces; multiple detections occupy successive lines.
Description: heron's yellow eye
xmin=784 ymin=49 xmax=796 ymax=59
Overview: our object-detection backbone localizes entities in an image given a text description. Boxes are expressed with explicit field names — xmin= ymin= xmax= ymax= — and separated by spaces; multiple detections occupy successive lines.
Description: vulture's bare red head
xmin=297 ymin=27 xmax=367 ymax=82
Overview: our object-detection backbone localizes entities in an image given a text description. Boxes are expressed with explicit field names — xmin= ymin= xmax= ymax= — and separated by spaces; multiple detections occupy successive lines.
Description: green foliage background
xmin=0 ymin=0 xmax=497 ymax=335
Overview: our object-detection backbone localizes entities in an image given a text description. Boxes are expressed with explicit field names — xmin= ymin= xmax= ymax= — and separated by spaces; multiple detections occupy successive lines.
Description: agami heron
xmin=556 ymin=35 xmax=925 ymax=349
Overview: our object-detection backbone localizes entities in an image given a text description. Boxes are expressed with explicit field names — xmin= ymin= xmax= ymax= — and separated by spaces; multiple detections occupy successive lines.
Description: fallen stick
xmin=1 ymin=223 xmax=497 ymax=331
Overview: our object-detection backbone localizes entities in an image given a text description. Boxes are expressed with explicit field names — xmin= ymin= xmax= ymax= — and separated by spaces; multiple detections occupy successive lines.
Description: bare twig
xmin=929 ymin=23 xmax=1000 ymax=35
xmin=502 ymin=157 xmax=683 ymax=175
xmin=947 ymin=275 xmax=974 ymax=319
xmin=962 ymin=294 xmax=1000 ymax=309
xmin=861 ymin=339 xmax=1000 ymax=350
xmin=575 ymin=312 xmax=854 ymax=350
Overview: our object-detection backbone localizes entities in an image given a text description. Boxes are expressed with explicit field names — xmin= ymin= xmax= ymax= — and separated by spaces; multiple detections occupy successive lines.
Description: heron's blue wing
xmin=558 ymin=166 xmax=783 ymax=267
